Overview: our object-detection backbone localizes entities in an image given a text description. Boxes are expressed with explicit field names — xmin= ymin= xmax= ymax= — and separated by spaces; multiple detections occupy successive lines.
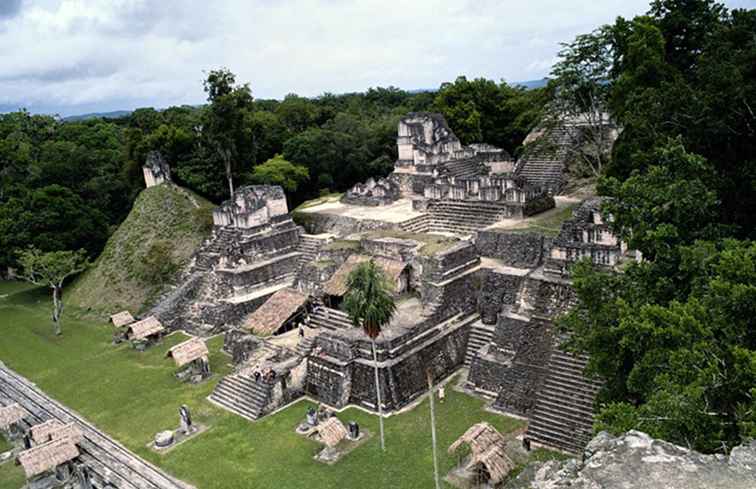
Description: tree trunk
xmin=225 ymin=154 xmax=234 ymax=198
xmin=427 ymin=370 xmax=441 ymax=489
xmin=371 ymin=339 xmax=386 ymax=451
xmin=51 ymin=285 xmax=63 ymax=336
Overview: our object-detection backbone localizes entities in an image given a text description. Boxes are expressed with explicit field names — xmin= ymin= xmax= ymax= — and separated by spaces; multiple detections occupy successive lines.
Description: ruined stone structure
xmin=142 ymin=151 xmax=171 ymax=188
xmin=212 ymin=185 xmax=288 ymax=228
xmin=341 ymin=177 xmax=401 ymax=206
xmin=135 ymin=112 xmax=633 ymax=457
xmin=147 ymin=184 xmax=326 ymax=335
xmin=515 ymin=113 xmax=619 ymax=194
xmin=544 ymin=197 xmax=627 ymax=277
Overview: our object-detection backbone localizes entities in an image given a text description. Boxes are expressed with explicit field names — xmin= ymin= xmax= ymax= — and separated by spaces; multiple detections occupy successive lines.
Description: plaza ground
xmin=0 ymin=281 xmax=561 ymax=489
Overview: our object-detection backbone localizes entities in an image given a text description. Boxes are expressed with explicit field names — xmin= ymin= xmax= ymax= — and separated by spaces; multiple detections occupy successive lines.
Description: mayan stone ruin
xmin=99 ymin=111 xmax=639 ymax=460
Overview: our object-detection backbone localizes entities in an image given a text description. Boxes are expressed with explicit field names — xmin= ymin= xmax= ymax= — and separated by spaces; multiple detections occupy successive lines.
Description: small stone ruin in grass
xmin=151 ymin=405 xmax=206 ymax=452
xmin=294 ymin=406 xmax=366 ymax=464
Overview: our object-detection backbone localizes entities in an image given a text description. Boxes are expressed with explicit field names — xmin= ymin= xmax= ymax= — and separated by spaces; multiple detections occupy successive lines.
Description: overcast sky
xmin=0 ymin=0 xmax=751 ymax=117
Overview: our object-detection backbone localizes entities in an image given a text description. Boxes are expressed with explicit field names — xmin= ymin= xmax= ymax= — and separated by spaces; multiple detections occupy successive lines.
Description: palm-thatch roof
xmin=448 ymin=422 xmax=515 ymax=485
xmin=17 ymin=438 xmax=79 ymax=478
xmin=109 ymin=311 xmax=135 ymax=327
xmin=314 ymin=417 xmax=348 ymax=448
xmin=30 ymin=420 xmax=82 ymax=445
xmin=0 ymin=403 xmax=28 ymax=430
xmin=243 ymin=288 xmax=308 ymax=336
xmin=323 ymin=255 xmax=407 ymax=297
xmin=166 ymin=337 xmax=209 ymax=367
xmin=125 ymin=316 xmax=164 ymax=340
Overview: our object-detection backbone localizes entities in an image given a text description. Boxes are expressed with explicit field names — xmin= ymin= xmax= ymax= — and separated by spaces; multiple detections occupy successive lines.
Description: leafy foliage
xmin=343 ymin=260 xmax=396 ymax=339
xmin=249 ymin=155 xmax=309 ymax=193
xmin=557 ymin=0 xmax=756 ymax=453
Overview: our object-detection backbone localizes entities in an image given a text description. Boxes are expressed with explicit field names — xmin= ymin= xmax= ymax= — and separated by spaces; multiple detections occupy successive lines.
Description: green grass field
xmin=0 ymin=281 xmax=546 ymax=489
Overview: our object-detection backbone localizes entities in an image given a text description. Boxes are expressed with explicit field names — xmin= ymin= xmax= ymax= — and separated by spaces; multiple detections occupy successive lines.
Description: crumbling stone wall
xmin=475 ymin=230 xmax=545 ymax=268
xmin=293 ymin=211 xmax=397 ymax=236
xmin=478 ymin=270 xmax=523 ymax=324
xmin=346 ymin=319 xmax=471 ymax=411
xmin=304 ymin=357 xmax=352 ymax=407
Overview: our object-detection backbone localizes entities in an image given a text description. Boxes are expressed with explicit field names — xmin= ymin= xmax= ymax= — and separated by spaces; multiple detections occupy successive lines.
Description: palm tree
xmin=343 ymin=260 xmax=396 ymax=451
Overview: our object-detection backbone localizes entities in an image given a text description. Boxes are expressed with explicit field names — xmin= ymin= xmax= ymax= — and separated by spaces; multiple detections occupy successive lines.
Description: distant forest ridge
xmin=60 ymin=78 xmax=550 ymax=122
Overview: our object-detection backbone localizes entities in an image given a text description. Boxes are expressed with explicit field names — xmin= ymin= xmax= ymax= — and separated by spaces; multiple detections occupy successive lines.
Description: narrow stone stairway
xmin=310 ymin=306 xmax=352 ymax=331
xmin=525 ymin=349 xmax=602 ymax=454
xmin=464 ymin=320 xmax=495 ymax=366
xmin=208 ymin=373 xmax=274 ymax=421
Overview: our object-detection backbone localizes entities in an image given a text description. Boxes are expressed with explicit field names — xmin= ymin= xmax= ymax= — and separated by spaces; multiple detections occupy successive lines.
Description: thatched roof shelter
xmin=448 ymin=422 xmax=515 ymax=485
xmin=109 ymin=311 xmax=135 ymax=327
xmin=125 ymin=316 xmax=164 ymax=341
xmin=17 ymin=438 xmax=79 ymax=478
xmin=166 ymin=337 xmax=209 ymax=367
xmin=0 ymin=403 xmax=28 ymax=430
xmin=314 ymin=417 xmax=348 ymax=448
xmin=323 ymin=255 xmax=406 ymax=297
xmin=243 ymin=288 xmax=308 ymax=336
xmin=30 ymin=420 xmax=82 ymax=446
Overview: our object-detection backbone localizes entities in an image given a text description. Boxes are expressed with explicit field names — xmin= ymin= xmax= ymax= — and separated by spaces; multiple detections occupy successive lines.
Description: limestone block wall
xmin=293 ymin=211 xmax=397 ymax=237
xmin=475 ymin=230 xmax=545 ymax=268
xmin=478 ymin=270 xmax=524 ymax=324
xmin=216 ymin=257 xmax=298 ymax=296
xmin=305 ymin=357 xmax=352 ymax=407
xmin=471 ymin=314 xmax=554 ymax=416
xmin=346 ymin=318 xmax=471 ymax=411
xmin=420 ymin=242 xmax=479 ymax=283
xmin=468 ymin=345 xmax=513 ymax=393
xmin=360 ymin=237 xmax=419 ymax=261
xmin=238 ymin=227 xmax=300 ymax=258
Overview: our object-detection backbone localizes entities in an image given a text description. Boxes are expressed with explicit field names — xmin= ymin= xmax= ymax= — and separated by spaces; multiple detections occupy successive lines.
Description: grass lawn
xmin=0 ymin=281 xmax=542 ymax=489
xmin=506 ymin=204 xmax=577 ymax=237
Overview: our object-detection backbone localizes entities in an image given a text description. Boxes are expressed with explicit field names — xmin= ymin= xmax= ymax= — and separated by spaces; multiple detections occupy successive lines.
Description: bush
xmin=138 ymin=240 xmax=179 ymax=285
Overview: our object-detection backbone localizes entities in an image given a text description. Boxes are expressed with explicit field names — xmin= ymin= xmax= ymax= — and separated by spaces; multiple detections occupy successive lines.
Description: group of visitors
xmin=253 ymin=367 xmax=276 ymax=383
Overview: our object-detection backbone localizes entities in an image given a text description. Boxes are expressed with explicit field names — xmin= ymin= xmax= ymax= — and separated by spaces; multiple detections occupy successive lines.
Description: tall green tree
xmin=203 ymin=68 xmax=255 ymax=197
xmin=249 ymin=155 xmax=309 ymax=193
xmin=343 ymin=260 xmax=397 ymax=452
xmin=16 ymin=247 xmax=89 ymax=336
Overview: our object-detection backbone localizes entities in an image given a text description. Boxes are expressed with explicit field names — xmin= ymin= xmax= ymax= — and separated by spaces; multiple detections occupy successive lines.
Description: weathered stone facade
xmin=475 ymin=230 xmax=546 ymax=268
xmin=142 ymin=151 xmax=171 ymax=188
xmin=544 ymin=197 xmax=628 ymax=277
xmin=341 ymin=176 xmax=401 ymax=206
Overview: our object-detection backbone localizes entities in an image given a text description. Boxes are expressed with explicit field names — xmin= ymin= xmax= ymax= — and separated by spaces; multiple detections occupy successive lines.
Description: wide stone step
xmin=526 ymin=425 xmax=585 ymax=454
xmin=544 ymin=380 xmax=599 ymax=402
xmin=530 ymin=412 xmax=594 ymax=439
xmin=546 ymin=366 xmax=602 ymax=389
xmin=213 ymin=384 xmax=268 ymax=408
xmin=534 ymin=397 xmax=595 ymax=422
xmin=210 ymin=390 xmax=264 ymax=414
xmin=209 ymin=393 xmax=261 ymax=420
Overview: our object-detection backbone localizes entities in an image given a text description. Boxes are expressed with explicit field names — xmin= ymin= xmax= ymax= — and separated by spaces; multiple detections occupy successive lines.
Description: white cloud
xmin=0 ymin=0 xmax=745 ymax=116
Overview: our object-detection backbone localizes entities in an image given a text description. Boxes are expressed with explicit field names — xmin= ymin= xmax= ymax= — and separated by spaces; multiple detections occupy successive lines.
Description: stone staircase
xmin=424 ymin=201 xmax=512 ymax=234
xmin=526 ymin=350 xmax=602 ymax=454
xmin=311 ymin=306 xmax=352 ymax=331
xmin=399 ymin=214 xmax=432 ymax=233
xmin=441 ymin=157 xmax=486 ymax=179
xmin=464 ymin=320 xmax=495 ymax=366
xmin=295 ymin=333 xmax=319 ymax=358
xmin=296 ymin=234 xmax=325 ymax=270
xmin=515 ymin=126 xmax=575 ymax=193
xmin=209 ymin=373 xmax=274 ymax=421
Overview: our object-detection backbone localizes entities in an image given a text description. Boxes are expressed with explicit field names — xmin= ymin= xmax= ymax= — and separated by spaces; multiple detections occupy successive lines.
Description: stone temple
xmin=145 ymin=112 xmax=635 ymax=455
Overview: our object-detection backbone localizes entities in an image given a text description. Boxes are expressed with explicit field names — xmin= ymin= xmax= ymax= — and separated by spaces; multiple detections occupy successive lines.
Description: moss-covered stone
xmin=70 ymin=184 xmax=214 ymax=316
